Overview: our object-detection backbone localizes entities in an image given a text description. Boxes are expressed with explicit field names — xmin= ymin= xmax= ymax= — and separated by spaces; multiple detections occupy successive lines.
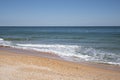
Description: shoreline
xmin=0 ymin=47 xmax=120 ymax=80
xmin=0 ymin=46 xmax=120 ymax=71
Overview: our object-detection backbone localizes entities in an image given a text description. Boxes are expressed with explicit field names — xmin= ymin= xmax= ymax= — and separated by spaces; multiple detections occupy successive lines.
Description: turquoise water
xmin=0 ymin=27 xmax=120 ymax=65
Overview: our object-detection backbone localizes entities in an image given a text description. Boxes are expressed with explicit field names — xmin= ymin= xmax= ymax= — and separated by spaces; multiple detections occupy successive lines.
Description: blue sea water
xmin=0 ymin=27 xmax=120 ymax=65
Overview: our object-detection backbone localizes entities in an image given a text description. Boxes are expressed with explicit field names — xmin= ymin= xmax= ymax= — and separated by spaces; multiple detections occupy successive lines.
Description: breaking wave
xmin=0 ymin=38 xmax=12 ymax=46
xmin=0 ymin=38 xmax=120 ymax=65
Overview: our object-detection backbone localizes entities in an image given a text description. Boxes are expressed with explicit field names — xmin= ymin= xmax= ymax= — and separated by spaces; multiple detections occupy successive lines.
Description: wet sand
xmin=0 ymin=47 xmax=120 ymax=80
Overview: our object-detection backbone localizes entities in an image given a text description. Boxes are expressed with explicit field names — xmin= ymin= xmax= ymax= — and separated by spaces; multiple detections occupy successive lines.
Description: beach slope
xmin=0 ymin=49 xmax=120 ymax=80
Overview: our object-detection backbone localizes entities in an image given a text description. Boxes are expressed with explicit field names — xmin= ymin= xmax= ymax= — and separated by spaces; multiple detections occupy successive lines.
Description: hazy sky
xmin=0 ymin=0 xmax=120 ymax=26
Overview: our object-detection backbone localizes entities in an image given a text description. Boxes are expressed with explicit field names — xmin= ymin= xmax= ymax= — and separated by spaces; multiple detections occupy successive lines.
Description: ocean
xmin=0 ymin=27 xmax=120 ymax=65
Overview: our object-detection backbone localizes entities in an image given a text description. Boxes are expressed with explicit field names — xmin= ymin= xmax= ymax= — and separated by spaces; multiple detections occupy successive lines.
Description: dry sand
xmin=0 ymin=48 xmax=120 ymax=80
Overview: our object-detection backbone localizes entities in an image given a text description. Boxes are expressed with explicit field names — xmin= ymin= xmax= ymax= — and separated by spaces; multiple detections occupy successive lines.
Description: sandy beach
xmin=0 ymin=47 xmax=120 ymax=80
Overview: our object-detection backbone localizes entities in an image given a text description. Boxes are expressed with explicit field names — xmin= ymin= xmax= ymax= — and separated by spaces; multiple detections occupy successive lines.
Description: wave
xmin=16 ymin=44 xmax=120 ymax=65
xmin=0 ymin=38 xmax=120 ymax=65
xmin=0 ymin=38 xmax=12 ymax=46
xmin=16 ymin=44 xmax=85 ymax=57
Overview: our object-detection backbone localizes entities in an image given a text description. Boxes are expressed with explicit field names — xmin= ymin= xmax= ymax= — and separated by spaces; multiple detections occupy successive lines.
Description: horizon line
xmin=0 ymin=26 xmax=120 ymax=27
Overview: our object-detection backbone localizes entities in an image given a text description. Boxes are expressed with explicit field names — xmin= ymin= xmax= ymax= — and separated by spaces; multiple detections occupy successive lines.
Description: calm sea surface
xmin=0 ymin=27 xmax=120 ymax=65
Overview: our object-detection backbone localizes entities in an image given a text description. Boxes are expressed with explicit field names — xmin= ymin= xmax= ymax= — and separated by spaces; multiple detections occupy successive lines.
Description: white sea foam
xmin=16 ymin=44 xmax=82 ymax=57
xmin=16 ymin=43 xmax=120 ymax=65
xmin=0 ymin=38 xmax=4 ymax=41
xmin=0 ymin=38 xmax=12 ymax=46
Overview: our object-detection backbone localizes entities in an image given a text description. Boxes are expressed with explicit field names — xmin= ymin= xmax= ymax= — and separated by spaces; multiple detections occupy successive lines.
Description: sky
xmin=0 ymin=0 xmax=120 ymax=26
